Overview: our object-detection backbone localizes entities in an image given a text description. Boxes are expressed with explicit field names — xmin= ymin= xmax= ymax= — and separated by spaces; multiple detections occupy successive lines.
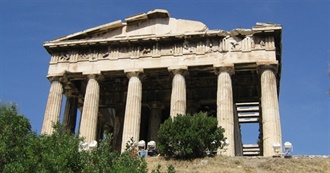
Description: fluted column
xmin=259 ymin=64 xmax=282 ymax=156
xmin=62 ymin=95 xmax=78 ymax=133
xmin=41 ymin=78 xmax=63 ymax=135
xmin=148 ymin=102 xmax=164 ymax=143
xmin=215 ymin=65 xmax=235 ymax=156
xmin=169 ymin=67 xmax=187 ymax=118
xmin=79 ymin=75 xmax=100 ymax=144
xmin=121 ymin=70 xmax=143 ymax=152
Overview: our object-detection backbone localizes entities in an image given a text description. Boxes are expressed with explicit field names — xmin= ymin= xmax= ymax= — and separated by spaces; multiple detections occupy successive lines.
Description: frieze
xmin=220 ymin=36 xmax=242 ymax=52
xmin=78 ymin=50 xmax=90 ymax=60
xmin=70 ymin=50 xmax=79 ymax=61
xmin=183 ymin=40 xmax=193 ymax=54
xmin=253 ymin=36 xmax=275 ymax=50
xmin=152 ymin=43 xmax=160 ymax=57
xmin=208 ymin=39 xmax=220 ymax=52
xmin=241 ymin=36 xmax=252 ymax=51
xmin=196 ymin=41 xmax=206 ymax=54
xmin=140 ymin=45 xmax=153 ymax=57
xmin=50 ymin=36 xmax=275 ymax=63
xmin=159 ymin=43 xmax=174 ymax=56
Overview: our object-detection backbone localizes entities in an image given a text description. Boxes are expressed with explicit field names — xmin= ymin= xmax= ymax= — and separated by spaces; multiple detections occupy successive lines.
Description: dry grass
xmin=146 ymin=156 xmax=330 ymax=173
xmin=258 ymin=157 xmax=330 ymax=173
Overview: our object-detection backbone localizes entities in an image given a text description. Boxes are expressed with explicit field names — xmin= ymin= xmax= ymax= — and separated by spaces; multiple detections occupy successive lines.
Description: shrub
xmin=157 ymin=112 xmax=225 ymax=159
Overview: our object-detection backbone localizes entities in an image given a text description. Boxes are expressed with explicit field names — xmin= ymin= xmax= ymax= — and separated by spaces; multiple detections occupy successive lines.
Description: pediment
xmin=47 ymin=9 xmax=208 ymax=44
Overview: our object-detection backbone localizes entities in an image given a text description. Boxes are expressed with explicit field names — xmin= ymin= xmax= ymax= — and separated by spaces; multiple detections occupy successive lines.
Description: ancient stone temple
xmin=41 ymin=9 xmax=282 ymax=157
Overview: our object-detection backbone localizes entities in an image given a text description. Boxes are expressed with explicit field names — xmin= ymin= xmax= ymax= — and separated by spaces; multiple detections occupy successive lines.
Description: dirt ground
xmin=146 ymin=155 xmax=330 ymax=173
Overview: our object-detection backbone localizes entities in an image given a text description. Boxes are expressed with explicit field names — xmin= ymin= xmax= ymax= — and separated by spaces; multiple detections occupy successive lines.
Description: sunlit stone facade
xmin=41 ymin=9 xmax=283 ymax=156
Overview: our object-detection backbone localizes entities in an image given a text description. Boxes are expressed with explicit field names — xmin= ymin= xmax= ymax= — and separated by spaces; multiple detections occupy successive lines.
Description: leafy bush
xmin=157 ymin=112 xmax=225 ymax=159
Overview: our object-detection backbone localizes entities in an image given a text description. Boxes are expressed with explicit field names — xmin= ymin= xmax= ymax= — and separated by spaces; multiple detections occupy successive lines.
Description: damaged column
xmin=215 ymin=64 xmax=235 ymax=156
xmin=121 ymin=69 xmax=143 ymax=152
xmin=259 ymin=63 xmax=282 ymax=156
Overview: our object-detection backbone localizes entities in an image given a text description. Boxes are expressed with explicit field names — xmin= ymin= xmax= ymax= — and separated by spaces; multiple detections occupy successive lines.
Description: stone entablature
xmin=43 ymin=9 xmax=281 ymax=77
xmin=48 ymin=35 xmax=275 ymax=63
xmin=45 ymin=35 xmax=279 ymax=76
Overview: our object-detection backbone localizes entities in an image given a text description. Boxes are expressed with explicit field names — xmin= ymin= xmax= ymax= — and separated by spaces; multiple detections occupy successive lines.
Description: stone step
xmin=243 ymin=151 xmax=260 ymax=156
xmin=243 ymin=144 xmax=259 ymax=148
xmin=238 ymin=117 xmax=259 ymax=123
xmin=243 ymin=148 xmax=261 ymax=152
xmin=237 ymin=106 xmax=259 ymax=111
xmin=243 ymin=144 xmax=261 ymax=156
xmin=238 ymin=112 xmax=260 ymax=117
xmin=235 ymin=102 xmax=259 ymax=106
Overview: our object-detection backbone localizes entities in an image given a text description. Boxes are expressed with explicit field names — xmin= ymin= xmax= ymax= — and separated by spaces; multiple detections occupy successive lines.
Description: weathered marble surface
xmin=41 ymin=9 xmax=283 ymax=156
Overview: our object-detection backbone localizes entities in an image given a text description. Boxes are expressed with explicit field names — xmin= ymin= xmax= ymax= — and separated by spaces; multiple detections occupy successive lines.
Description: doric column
xmin=79 ymin=75 xmax=100 ymax=144
xmin=41 ymin=77 xmax=63 ymax=135
xmin=62 ymin=94 xmax=78 ymax=133
xmin=259 ymin=64 xmax=282 ymax=156
xmin=215 ymin=65 xmax=235 ymax=156
xmin=121 ymin=70 xmax=143 ymax=152
xmin=169 ymin=66 xmax=187 ymax=118
xmin=148 ymin=102 xmax=164 ymax=143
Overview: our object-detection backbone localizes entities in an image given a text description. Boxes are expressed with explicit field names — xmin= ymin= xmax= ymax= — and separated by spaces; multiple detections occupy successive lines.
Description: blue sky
xmin=0 ymin=1 xmax=329 ymax=155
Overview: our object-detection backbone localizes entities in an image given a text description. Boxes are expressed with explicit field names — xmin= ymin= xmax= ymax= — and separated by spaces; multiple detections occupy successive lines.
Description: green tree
xmin=157 ymin=112 xmax=225 ymax=159
xmin=1 ymin=121 xmax=84 ymax=172
xmin=0 ymin=103 xmax=37 ymax=172
xmin=35 ymin=124 xmax=84 ymax=173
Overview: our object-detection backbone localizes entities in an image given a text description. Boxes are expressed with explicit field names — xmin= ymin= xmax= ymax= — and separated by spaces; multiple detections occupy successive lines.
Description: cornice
xmin=44 ymin=27 xmax=281 ymax=50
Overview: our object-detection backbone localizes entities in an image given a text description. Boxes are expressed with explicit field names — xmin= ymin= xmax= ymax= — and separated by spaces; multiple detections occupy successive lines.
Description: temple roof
xmin=46 ymin=9 xmax=207 ymax=43
xmin=44 ymin=9 xmax=281 ymax=49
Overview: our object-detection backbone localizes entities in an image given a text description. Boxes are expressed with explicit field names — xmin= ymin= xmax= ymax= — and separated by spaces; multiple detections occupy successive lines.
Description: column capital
xmin=214 ymin=64 xmax=235 ymax=75
xmin=168 ymin=66 xmax=188 ymax=75
xmin=124 ymin=68 xmax=144 ymax=79
xmin=85 ymin=74 xmax=104 ymax=81
xmin=257 ymin=62 xmax=278 ymax=74
xmin=47 ymin=76 xmax=64 ymax=83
